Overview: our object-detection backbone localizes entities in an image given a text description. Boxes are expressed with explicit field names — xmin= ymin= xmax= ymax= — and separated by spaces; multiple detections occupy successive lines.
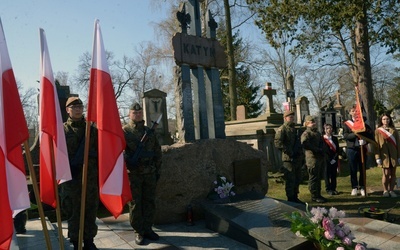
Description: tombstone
xmin=334 ymin=91 xmax=345 ymax=133
xmin=320 ymin=95 xmax=342 ymax=133
xmin=142 ymin=89 xmax=173 ymax=145
xmin=236 ymin=105 xmax=247 ymax=121
xmin=263 ymin=82 xmax=276 ymax=115
xmin=295 ymin=96 xmax=310 ymax=125
xmin=286 ymin=72 xmax=296 ymax=112
xmin=203 ymin=192 xmax=311 ymax=249
xmin=172 ymin=0 xmax=226 ymax=142
xmin=259 ymin=82 xmax=282 ymax=124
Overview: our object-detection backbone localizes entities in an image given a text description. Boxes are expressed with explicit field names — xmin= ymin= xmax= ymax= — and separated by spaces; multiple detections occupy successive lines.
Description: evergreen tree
xmin=217 ymin=24 xmax=263 ymax=120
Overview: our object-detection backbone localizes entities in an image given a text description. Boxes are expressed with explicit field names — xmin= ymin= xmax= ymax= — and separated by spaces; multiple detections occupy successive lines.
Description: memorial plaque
xmin=204 ymin=195 xmax=311 ymax=249
xmin=233 ymin=158 xmax=261 ymax=186
xmin=172 ymin=32 xmax=227 ymax=68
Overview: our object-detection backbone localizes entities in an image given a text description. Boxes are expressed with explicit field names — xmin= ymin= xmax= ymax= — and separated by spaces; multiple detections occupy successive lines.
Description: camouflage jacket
xmin=64 ymin=117 xmax=98 ymax=179
xmin=122 ymin=120 xmax=162 ymax=174
xmin=301 ymin=126 xmax=326 ymax=166
xmin=274 ymin=121 xmax=303 ymax=162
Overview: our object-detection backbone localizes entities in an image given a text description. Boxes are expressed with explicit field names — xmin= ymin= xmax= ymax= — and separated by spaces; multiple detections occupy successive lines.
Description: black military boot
xmin=293 ymin=196 xmax=305 ymax=205
xmin=13 ymin=211 xmax=27 ymax=234
xmin=144 ymin=230 xmax=159 ymax=241
xmin=83 ymin=238 xmax=98 ymax=250
xmin=287 ymin=196 xmax=296 ymax=202
xmin=72 ymin=241 xmax=79 ymax=250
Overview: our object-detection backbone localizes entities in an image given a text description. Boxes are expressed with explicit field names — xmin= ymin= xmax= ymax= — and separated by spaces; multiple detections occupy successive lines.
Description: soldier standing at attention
xmin=301 ymin=115 xmax=327 ymax=203
xmin=274 ymin=110 xmax=304 ymax=204
xmin=123 ymin=102 xmax=162 ymax=245
xmin=61 ymin=97 xmax=99 ymax=250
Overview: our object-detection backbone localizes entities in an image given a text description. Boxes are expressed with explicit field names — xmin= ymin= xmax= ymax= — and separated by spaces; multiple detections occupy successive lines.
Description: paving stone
xmin=15 ymin=212 xmax=400 ymax=249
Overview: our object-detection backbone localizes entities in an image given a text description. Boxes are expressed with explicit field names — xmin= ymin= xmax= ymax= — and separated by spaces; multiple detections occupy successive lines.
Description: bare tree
xmin=72 ymin=50 xmax=136 ymax=104
xmin=18 ymin=81 xmax=38 ymax=129
xmin=297 ymin=67 xmax=340 ymax=113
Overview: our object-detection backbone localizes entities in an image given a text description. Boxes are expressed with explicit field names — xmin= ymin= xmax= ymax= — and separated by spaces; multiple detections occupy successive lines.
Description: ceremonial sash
xmin=377 ymin=127 xmax=397 ymax=148
xmin=344 ymin=120 xmax=355 ymax=130
xmin=323 ymin=135 xmax=337 ymax=152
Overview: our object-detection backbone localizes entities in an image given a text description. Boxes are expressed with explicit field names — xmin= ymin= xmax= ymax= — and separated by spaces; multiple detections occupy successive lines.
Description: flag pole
xmin=78 ymin=122 xmax=92 ymax=250
xmin=360 ymin=143 xmax=367 ymax=196
xmin=23 ymin=140 xmax=52 ymax=249
xmin=47 ymin=136 xmax=65 ymax=250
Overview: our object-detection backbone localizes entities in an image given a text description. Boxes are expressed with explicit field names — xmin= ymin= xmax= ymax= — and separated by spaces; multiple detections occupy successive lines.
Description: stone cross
xmin=335 ymin=90 xmax=342 ymax=105
xmin=263 ymin=82 xmax=277 ymax=114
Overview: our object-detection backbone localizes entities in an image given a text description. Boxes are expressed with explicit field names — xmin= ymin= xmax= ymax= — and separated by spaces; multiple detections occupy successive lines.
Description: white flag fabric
xmin=39 ymin=28 xmax=72 ymax=208
xmin=0 ymin=18 xmax=30 ymax=249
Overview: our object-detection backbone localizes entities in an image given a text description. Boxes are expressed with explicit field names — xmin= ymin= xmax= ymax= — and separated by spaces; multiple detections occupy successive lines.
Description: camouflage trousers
xmin=60 ymin=178 xmax=99 ymax=242
xmin=307 ymin=158 xmax=325 ymax=198
xmin=282 ymin=159 xmax=303 ymax=199
xmin=128 ymin=172 xmax=157 ymax=235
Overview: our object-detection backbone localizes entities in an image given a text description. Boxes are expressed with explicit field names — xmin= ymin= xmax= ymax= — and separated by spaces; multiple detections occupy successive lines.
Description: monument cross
xmin=173 ymin=0 xmax=226 ymax=142
xmin=263 ymin=82 xmax=277 ymax=114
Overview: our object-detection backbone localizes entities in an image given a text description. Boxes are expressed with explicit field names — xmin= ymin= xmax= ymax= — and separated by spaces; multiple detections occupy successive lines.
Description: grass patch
xmin=267 ymin=157 xmax=400 ymax=224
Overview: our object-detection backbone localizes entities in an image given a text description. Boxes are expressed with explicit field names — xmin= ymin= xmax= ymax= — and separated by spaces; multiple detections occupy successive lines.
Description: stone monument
xmin=172 ymin=0 xmax=226 ymax=142
xmin=295 ymin=96 xmax=310 ymax=125
xmin=142 ymin=89 xmax=173 ymax=145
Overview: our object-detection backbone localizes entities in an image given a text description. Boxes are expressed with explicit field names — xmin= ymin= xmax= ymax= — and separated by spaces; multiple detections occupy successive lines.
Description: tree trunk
xmin=354 ymin=7 xmax=375 ymax=128
xmin=224 ymin=0 xmax=237 ymax=120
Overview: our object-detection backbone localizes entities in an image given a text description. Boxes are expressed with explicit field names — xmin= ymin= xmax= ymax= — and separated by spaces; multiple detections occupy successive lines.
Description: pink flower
xmin=322 ymin=217 xmax=334 ymax=231
xmin=336 ymin=247 xmax=345 ymax=250
xmin=341 ymin=236 xmax=352 ymax=246
xmin=324 ymin=229 xmax=335 ymax=240
xmin=355 ymin=243 xmax=366 ymax=250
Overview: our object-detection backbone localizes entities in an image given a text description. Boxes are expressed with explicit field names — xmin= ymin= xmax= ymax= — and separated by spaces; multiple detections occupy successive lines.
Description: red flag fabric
xmin=39 ymin=29 xmax=72 ymax=208
xmin=351 ymin=86 xmax=366 ymax=133
xmin=0 ymin=19 xmax=30 ymax=249
xmin=87 ymin=20 xmax=132 ymax=218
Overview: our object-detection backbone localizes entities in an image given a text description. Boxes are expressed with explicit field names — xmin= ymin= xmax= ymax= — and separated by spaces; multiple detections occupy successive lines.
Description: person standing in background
xmin=61 ymin=97 xmax=99 ymax=250
xmin=123 ymin=102 xmax=162 ymax=245
xmin=375 ymin=112 xmax=400 ymax=197
xmin=301 ymin=115 xmax=327 ymax=203
xmin=343 ymin=106 xmax=373 ymax=197
xmin=323 ymin=124 xmax=340 ymax=196
xmin=274 ymin=110 xmax=305 ymax=204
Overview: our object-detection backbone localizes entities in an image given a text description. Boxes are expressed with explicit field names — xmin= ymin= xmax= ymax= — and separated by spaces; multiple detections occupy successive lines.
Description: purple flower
xmin=335 ymin=228 xmax=345 ymax=238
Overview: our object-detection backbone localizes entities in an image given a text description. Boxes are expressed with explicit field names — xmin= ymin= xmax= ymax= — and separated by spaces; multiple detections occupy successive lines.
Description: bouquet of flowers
xmin=207 ymin=175 xmax=236 ymax=200
xmin=287 ymin=205 xmax=366 ymax=250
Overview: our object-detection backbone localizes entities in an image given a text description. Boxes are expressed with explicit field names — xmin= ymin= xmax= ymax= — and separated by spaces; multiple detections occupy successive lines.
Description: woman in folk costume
xmin=323 ymin=124 xmax=340 ymax=195
xmin=375 ymin=112 xmax=400 ymax=197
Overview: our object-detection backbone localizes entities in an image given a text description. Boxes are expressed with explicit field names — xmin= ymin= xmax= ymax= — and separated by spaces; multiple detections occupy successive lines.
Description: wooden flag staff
xmin=23 ymin=141 xmax=52 ymax=249
xmin=48 ymin=136 xmax=65 ymax=250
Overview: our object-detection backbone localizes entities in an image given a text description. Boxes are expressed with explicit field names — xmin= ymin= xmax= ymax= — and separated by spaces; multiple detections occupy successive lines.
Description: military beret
xmin=129 ymin=102 xmax=142 ymax=111
xmin=66 ymin=97 xmax=83 ymax=107
xmin=284 ymin=110 xmax=295 ymax=117
xmin=304 ymin=115 xmax=315 ymax=122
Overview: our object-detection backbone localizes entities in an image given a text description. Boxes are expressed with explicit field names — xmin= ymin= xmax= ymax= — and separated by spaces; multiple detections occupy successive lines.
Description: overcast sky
xmin=0 ymin=1 xmax=167 ymax=90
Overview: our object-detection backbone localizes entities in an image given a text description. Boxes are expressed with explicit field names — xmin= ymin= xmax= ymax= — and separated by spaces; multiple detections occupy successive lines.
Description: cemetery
xmin=11 ymin=1 xmax=400 ymax=250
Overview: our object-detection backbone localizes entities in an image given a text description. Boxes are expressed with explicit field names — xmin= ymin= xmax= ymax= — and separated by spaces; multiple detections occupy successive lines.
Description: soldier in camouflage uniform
xmin=274 ymin=110 xmax=305 ymax=204
xmin=301 ymin=115 xmax=327 ymax=203
xmin=123 ymin=102 xmax=162 ymax=245
xmin=60 ymin=97 xmax=99 ymax=250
